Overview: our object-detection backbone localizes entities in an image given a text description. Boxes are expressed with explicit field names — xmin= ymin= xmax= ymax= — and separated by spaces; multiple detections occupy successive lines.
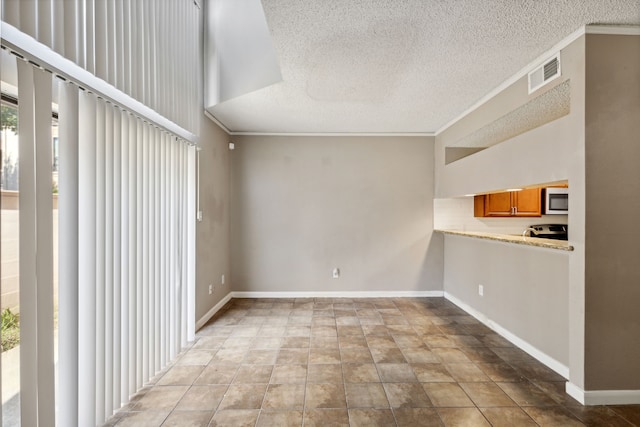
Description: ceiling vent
xmin=528 ymin=53 xmax=561 ymax=94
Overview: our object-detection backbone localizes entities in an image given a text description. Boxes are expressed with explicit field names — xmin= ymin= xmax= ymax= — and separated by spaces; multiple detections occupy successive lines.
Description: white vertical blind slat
xmin=148 ymin=127 xmax=156 ymax=376
xmin=2 ymin=0 xmax=20 ymax=28
xmin=95 ymin=0 xmax=107 ymax=80
xmin=78 ymin=89 xmax=98 ymax=427
xmin=169 ymin=138 xmax=176 ymax=360
xmin=36 ymin=0 xmax=53 ymax=48
xmin=113 ymin=106 xmax=123 ymax=411
xmin=135 ymin=119 xmax=144 ymax=390
xmin=76 ymin=0 xmax=86 ymax=67
xmin=170 ymin=0 xmax=177 ymax=123
xmin=84 ymin=0 xmax=95 ymax=73
xmin=115 ymin=0 xmax=125 ymax=91
xmin=18 ymin=0 xmax=36 ymax=38
xmin=120 ymin=111 xmax=130 ymax=406
xmin=174 ymin=140 xmax=180 ymax=352
xmin=129 ymin=0 xmax=138 ymax=100
xmin=154 ymin=129 xmax=161 ymax=371
xmin=52 ymin=0 xmax=65 ymax=55
xmin=133 ymin=0 xmax=142 ymax=102
xmin=149 ymin=0 xmax=157 ymax=110
xmin=57 ymin=82 xmax=80 ymax=427
xmin=175 ymin=139 xmax=181 ymax=355
xmin=34 ymin=66 xmax=56 ymax=427
xmin=187 ymin=145 xmax=196 ymax=341
xmin=140 ymin=0 xmax=148 ymax=106
xmin=107 ymin=0 xmax=117 ymax=85
xmin=17 ymin=60 xmax=39 ymax=427
xmin=156 ymin=1 xmax=165 ymax=118
xmin=141 ymin=124 xmax=149 ymax=383
xmin=160 ymin=133 xmax=168 ymax=368
xmin=104 ymin=102 xmax=115 ymax=421
xmin=123 ymin=0 xmax=132 ymax=95
xmin=128 ymin=115 xmax=138 ymax=396
xmin=62 ymin=0 xmax=78 ymax=63
xmin=95 ymin=98 xmax=107 ymax=426
xmin=180 ymin=144 xmax=187 ymax=348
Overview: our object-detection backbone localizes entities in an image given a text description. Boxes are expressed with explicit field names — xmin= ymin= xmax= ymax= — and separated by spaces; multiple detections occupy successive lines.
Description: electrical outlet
xmin=221 ymin=274 xmax=225 ymax=285
xmin=332 ymin=268 xmax=340 ymax=279
xmin=209 ymin=284 xmax=213 ymax=295
xmin=478 ymin=284 xmax=484 ymax=296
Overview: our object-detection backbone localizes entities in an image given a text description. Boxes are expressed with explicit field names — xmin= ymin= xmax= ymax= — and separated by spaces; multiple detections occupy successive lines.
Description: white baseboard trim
xmin=195 ymin=292 xmax=233 ymax=331
xmin=566 ymin=382 xmax=640 ymax=405
xmin=230 ymin=290 xmax=444 ymax=299
xmin=444 ymin=292 xmax=569 ymax=379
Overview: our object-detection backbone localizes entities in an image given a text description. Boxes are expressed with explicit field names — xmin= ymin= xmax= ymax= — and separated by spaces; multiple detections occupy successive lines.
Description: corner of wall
xmin=195 ymin=113 xmax=233 ymax=322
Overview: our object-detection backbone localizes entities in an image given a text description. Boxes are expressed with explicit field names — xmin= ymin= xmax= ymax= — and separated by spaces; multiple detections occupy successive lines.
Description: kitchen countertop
xmin=435 ymin=229 xmax=574 ymax=251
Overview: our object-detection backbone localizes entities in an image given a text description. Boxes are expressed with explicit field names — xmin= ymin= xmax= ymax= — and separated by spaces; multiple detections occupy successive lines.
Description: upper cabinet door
xmin=484 ymin=192 xmax=514 ymax=216
xmin=513 ymin=188 xmax=542 ymax=216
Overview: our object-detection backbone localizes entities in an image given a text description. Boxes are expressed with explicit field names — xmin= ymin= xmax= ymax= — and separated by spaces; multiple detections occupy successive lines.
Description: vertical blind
xmin=1 ymin=0 xmax=200 ymax=134
xmin=16 ymin=58 xmax=56 ymax=427
xmin=11 ymin=57 xmax=197 ymax=426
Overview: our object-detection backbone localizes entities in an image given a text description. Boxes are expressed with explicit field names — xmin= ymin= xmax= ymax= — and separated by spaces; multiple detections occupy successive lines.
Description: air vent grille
xmin=528 ymin=53 xmax=561 ymax=94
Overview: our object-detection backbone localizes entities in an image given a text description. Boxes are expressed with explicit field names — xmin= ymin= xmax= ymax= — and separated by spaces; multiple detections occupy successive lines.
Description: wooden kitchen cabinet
xmin=474 ymin=188 xmax=541 ymax=217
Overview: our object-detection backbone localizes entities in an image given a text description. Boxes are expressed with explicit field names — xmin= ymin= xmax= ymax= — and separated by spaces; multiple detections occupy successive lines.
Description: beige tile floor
xmin=104 ymin=297 xmax=640 ymax=426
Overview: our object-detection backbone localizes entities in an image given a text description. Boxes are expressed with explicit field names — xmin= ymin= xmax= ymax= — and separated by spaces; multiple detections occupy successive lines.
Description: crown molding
xmin=585 ymin=24 xmax=640 ymax=35
xmin=204 ymin=110 xmax=232 ymax=135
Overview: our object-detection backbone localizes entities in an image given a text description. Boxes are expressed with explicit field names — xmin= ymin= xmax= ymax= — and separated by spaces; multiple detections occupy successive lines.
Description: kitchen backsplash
xmin=434 ymin=197 xmax=568 ymax=235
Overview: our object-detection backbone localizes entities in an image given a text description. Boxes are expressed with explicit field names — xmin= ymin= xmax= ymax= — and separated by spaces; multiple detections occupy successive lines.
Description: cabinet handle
xmin=514 ymin=207 xmax=518 ymax=215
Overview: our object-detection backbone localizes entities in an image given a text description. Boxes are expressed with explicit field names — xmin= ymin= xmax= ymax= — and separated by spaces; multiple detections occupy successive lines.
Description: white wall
xmin=230 ymin=135 xmax=443 ymax=294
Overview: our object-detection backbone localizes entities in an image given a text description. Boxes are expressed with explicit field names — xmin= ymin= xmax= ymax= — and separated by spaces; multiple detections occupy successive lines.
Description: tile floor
xmin=104 ymin=297 xmax=640 ymax=426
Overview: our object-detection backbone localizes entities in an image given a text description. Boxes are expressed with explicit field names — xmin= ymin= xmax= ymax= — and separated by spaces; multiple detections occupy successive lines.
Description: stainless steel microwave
xmin=545 ymin=188 xmax=569 ymax=215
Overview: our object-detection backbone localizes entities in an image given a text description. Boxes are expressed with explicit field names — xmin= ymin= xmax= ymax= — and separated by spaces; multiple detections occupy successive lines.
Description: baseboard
xmin=566 ymin=382 xmax=640 ymax=405
xmin=444 ymin=292 xmax=570 ymax=379
xmin=195 ymin=292 xmax=233 ymax=330
xmin=230 ymin=290 xmax=444 ymax=299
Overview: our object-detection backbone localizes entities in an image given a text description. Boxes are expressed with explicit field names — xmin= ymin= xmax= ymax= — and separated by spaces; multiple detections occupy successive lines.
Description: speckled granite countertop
xmin=435 ymin=229 xmax=574 ymax=251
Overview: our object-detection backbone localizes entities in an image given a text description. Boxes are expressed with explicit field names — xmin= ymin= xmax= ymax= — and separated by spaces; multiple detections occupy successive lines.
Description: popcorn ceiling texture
xmin=209 ymin=0 xmax=640 ymax=134
xmin=450 ymin=80 xmax=572 ymax=149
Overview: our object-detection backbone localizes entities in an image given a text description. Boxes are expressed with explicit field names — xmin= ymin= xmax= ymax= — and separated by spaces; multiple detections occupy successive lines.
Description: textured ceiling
xmin=450 ymin=80 xmax=571 ymax=149
xmin=208 ymin=0 xmax=640 ymax=134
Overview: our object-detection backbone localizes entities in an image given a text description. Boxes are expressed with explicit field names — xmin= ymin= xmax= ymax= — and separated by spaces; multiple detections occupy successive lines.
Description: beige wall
xmin=195 ymin=115 xmax=231 ymax=322
xmin=230 ymin=135 xmax=443 ymax=294
xmin=584 ymin=34 xmax=640 ymax=390
xmin=444 ymin=235 xmax=570 ymax=367
xmin=435 ymin=36 xmax=587 ymax=387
